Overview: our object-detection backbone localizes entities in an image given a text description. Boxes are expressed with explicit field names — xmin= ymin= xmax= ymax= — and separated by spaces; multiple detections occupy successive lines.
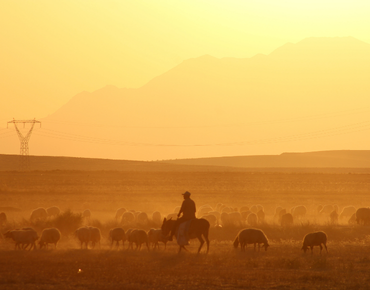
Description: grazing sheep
xmin=348 ymin=213 xmax=357 ymax=225
xmin=302 ymin=231 xmax=328 ymax=255
xmin=339 ymin=206 xmax=356 ymax=219
xmin=128 ymin=229 xmax=149 ymax=251
xmin=233 ymin=228 xmax=269 ymax=251
xmin=46 ymin=206 xmax=60 ymax=218
xmin=355 ymin=208 xmax=370 ymax=225
xmin=292 ymin=205 xmax=307 ymax=219
xmin=39 ymin=228 xmax=61 ymax=249
xmin=0 ymin=212 xmax=7 ymax=225
xmin=281 ymin=213 xmax=294 ymax=227
xmin=152 ymin=211 xmax=162 ymax=225
xmin=330 ymin=210 xmax=339 ymax=224
xmin=137 ymin=212 xmax=149 ymax=226
xmin=30 ymin=207 xmax=48 ymax=222
xmin=147 ymin=228 xmax=168 ymax=250
xmin=247 ymin=213 xmax=258 ymax=226
xmin=4 ymin=229 xmax=38 ymax=250
xmin=115 ymin=208 xmax=127 ymax=220
xmin=320 ymin=205 xmax=334 ymax=215
xmin=109 ymin=227 xmax=126 ymax=249
xmin=89 ymin=227 xmax=101 ymax=249
xmin=75 ymin=227 xmax=90 ymax=249
xmin=121 ymin=211 xmax=136 ymax=225
xmin=256 ymin=210 xmax=265 ymax=223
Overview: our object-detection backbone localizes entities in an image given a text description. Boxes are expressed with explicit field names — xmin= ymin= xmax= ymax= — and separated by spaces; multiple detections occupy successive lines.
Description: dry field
xmin=0 ymin=170 xmax=370 ymax=289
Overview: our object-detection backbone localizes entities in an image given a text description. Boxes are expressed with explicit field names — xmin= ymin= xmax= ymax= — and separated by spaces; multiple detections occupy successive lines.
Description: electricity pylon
xmin=7 ymin=118 xmax=41 ymax=170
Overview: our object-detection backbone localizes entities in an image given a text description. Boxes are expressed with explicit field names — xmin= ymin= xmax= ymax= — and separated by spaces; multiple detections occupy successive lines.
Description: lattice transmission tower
xmin=7 ymin=118 xmax=41 ymax=170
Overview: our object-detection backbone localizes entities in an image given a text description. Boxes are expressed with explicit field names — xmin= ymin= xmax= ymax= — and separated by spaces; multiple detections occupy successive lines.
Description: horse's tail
xmin=233 ymin=236 xmax=239 ymax=248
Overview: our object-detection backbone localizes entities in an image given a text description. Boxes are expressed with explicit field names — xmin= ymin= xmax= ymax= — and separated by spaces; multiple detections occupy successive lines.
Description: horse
xmin=161 ymin=218 xmax=210 ymax=253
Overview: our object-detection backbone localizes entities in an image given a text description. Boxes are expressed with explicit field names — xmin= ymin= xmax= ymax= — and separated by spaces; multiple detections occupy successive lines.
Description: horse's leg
xmin=197 ymin=234 xmax=205 ymax=254
xmin=203 ymin=230 xmax=210 ymax=254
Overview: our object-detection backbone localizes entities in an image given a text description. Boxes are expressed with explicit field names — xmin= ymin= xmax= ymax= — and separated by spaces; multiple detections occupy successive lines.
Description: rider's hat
xmin=182 ymin=191 xmax=191 ymax=196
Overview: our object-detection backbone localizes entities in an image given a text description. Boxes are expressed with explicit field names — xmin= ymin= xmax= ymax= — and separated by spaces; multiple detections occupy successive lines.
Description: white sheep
xmin=4 ymin=229 xmax=38 ymax=250
xmin=302 ymin=231 xmax=328 ymax=255
xmin=30 ymin=207 xmax=48 ymax=222
xmin=46 ymin=206 xmax=60 ymax=218
xmin=39 ymin=228 xmax=61 ymax=249
xmin=147 ymin=228 xmax=168 ymax=250
xmin=75 ymin=227 xmax=90 ymax=249
xmin=233 ymin=228 xmax=269 ymax=251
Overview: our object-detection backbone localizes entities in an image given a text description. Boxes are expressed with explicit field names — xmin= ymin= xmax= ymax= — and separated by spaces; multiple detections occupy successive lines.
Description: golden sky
xmin=1 ymin=1 xmax=370 ymax=160
xmin=1 ymin=0 xmax=370 ymax=121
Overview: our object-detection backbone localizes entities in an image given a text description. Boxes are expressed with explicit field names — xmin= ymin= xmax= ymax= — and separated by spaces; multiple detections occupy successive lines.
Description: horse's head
xmin=161 ymin=217 xmax=173 ymax=236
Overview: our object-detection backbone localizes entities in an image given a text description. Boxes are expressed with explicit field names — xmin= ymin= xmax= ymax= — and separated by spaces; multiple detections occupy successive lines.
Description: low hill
xmin=160 ymin=150 xmax=370 ymax=170
xmin=1 ymin=150 xmax=370 ymax=173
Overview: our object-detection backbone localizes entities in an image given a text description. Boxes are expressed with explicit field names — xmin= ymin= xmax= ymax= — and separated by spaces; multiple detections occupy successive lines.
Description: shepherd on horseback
xmin=168 ymin=191 xmax=196 ymax=241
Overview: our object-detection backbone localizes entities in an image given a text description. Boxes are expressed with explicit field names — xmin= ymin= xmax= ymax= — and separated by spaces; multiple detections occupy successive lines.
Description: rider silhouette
xmin=168 ymin=191 xmax=196 ymax=241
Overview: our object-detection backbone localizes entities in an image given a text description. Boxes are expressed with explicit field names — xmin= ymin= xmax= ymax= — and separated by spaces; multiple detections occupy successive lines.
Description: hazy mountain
xmin=3 ymin=37 xmax=370 ymax=161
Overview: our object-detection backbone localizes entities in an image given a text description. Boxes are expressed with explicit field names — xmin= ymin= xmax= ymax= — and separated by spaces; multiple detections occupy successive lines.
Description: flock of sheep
xmin=1 ymin=203 xmax=369 ymax=254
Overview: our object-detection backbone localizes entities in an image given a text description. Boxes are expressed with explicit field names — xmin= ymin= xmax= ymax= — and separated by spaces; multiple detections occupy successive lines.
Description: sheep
xmin=4 ymin=229 xmax=38 ymax=250
xmin=256 ymin=210 xmax=265 ymax=223
xmin=166 ymin=213 xmax=178 ymax=220
xmin=89 ymin=227 xmax=101 ymax=249
xmin=152 ymin=211 xmax=162 ymax=225
xmin=128 ymin=229 xmax=149 ymax=251
xmin=0 ymin=212 xmax=7 ymax=225
xmin=201 ymin=214 xmax=217 ymax=227
xmin=39 ymin=228 xmax=61 ymax=249
xmin=197 ymin=205 xmax=213 ymax=217
xmin=82 ymin=209 xmax=91 ymax=220
xmin=233 ymin=228 xmax=269 ymax=251
xmin=330 ymin=210 xmax=339 ymax=224
xmin=339 ymin=206 xmax=356 ymax=219
xmin=292 ymin=205 xmax=307 ymax=219
xmin=348 ymin=213 xmax=357 ymax=225
xmin=301 ymin=231 xmax=328 ymax=255
xmin=75 ymin=227 xmax=90 ymax=249
xmin=281 ymin=213 xmax=294 ymax=227
xmin=239 ymin=206 xmax=249 ymax=213
xmin=30 ymin=207 xmax=48 ymax=222
xmin=109 ymin=227 xmax=126 ymax=249
xmin=46 ymin=206 xmax=60 ymax=218
xmin=247 ymin=213 xmax=258 ymax=226
xmin=319 ymin=205 xmax=334 ymax=215
xmin=121 ymin=211 xmax=136 ymax=225
xmin=137 ymin=212 xmax=149 ymax=226
xmin=115 ymin=208 xmax=127 ymax=220
xmin=147 ymin=228 xmax=168 ymax=250
xmin=355 ymin=208 xmax=370 ymax=225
